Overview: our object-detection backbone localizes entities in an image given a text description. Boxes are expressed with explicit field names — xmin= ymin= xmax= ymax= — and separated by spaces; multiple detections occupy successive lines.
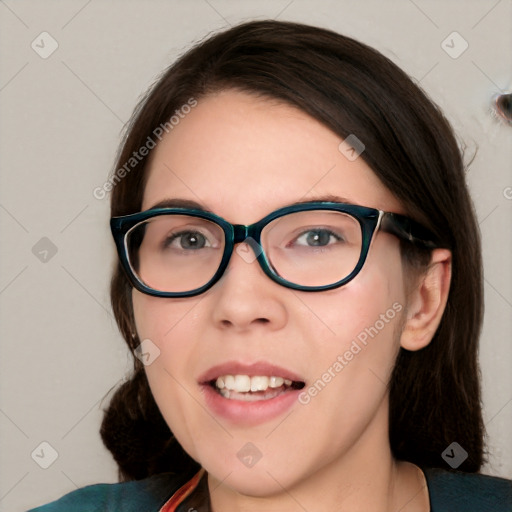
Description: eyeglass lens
xmin=125 ymin=211 xmax=363 ymax=293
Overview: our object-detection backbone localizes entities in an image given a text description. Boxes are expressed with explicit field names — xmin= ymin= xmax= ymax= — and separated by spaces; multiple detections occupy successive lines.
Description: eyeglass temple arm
xmin=380 ymin=212 xmax=438 ymax=249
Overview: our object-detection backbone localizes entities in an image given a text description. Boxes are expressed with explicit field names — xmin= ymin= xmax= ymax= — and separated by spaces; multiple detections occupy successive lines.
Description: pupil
xmin=182 ymin=232 xmax=205 ymax=249
xmin=307 ymin=230 xmax=329 ymax=246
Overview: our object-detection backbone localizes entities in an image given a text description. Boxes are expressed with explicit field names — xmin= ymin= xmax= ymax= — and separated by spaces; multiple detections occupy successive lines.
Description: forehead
xmin=142 ymin=90 xmax=402 ymax=221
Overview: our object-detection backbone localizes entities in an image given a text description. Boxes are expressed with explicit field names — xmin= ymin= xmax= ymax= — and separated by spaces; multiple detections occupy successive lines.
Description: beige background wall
xmin=0 ymin=1 xmax=511 ymax=510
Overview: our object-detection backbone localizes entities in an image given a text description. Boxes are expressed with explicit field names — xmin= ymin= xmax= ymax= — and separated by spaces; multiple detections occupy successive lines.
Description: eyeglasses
xmin=110 ymin=201 xmax=438 ymax=298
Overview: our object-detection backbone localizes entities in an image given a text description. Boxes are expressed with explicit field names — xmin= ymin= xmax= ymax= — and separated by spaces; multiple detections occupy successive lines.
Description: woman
xmin=30 ymin=19 xmax=511 ymax=512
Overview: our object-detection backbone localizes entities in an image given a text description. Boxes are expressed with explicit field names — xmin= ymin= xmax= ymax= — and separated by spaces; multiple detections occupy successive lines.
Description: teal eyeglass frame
xmin=110 ymin=201 xmax=438 ymax=298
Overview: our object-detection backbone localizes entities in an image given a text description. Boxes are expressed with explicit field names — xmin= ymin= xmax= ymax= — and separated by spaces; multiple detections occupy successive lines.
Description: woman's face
xmin=133 ymin=90 xmax=409 ymax=495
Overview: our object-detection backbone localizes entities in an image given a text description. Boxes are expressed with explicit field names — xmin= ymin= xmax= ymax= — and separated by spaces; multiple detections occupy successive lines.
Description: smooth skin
xmin=132 ymin=90 xmax=451 ymax=512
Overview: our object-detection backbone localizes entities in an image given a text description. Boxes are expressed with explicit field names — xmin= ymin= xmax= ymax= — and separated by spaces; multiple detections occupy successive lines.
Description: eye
xmin=164 ymin=230 xmax=212 ymax=250
xmin=292 ymin=229 xmax=343 ymax=247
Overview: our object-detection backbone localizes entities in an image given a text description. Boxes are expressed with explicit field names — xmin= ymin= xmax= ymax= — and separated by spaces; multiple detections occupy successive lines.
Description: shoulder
xmin=424 ymin=467 xmax=512 ymax=512
xmin=27 ymin=471 xmax=188 ymax=512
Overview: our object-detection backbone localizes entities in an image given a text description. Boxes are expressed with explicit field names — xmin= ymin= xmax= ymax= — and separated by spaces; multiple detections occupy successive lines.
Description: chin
xmin=221 ymin=470 xmax=292 ymax=498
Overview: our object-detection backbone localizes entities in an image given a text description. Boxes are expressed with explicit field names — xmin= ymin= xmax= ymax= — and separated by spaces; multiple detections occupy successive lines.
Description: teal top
xmin=28 ymin=467 xmax=512 ymax=511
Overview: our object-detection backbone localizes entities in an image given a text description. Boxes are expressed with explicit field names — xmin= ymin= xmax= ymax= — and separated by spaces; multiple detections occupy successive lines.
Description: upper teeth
xmin=215 ymin=375 xmax=293 ymax=392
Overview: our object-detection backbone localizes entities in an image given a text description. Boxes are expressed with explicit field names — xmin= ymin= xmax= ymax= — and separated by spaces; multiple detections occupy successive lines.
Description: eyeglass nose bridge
xmin=230 ymin=224 xmax=265 ymax=262
xmin=219 ymin=223 xmax=276 ymax=289
xmin=232 ymin=223 xmax=253 ymax=244
xmin=221 ymin=223 xmax=269 ymax=272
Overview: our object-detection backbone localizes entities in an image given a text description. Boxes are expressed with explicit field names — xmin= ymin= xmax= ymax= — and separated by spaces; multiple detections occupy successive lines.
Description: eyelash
xmin=164 ymin=230 xmax=212 ymax=249
xmin=288 ymin=228 xmax=344 ymax=248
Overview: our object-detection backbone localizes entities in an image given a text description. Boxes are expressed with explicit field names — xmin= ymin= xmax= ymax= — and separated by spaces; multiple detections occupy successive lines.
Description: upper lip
xmin=198 ymin=361 xmax=305 ymax=384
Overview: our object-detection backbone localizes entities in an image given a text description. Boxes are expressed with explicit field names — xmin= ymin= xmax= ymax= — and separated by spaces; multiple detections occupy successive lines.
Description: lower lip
xmin=200 ymin=384 xmax=301 ymax=425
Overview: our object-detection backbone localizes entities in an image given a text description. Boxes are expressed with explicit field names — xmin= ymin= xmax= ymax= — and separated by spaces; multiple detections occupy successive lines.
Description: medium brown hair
xmin=100 ymin=20 xmax=484 ymax=481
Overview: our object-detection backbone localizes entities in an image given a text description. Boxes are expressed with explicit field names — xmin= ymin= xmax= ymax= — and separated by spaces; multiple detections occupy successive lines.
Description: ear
xmin=400 ymin=249 xmax=452 ymax=351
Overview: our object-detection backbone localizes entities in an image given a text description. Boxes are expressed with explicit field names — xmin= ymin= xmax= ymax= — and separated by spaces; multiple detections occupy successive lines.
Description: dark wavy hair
xmin=100 ymin=19 xmax=484 ymax=481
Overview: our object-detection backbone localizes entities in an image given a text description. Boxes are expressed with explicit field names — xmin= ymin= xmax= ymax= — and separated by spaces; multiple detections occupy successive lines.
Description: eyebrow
xmin=148 ymin=198 xmax=211 ymax=211
xmin=296 ymin=194 xmax=355 ymax=205
xmin=147 ymin=194 xmax=356 ymax=212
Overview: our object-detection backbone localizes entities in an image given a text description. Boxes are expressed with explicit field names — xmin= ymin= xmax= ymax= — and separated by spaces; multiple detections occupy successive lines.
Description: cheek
xmin=295 ymin=238 xmax=406 ymax=351
xmin=132 ymin=290 xmax=204 ymax=340
xmin=132 ymin=291 xmax=208 ymax=458
xmin=294 ymin=241 xmax=406 ymax=417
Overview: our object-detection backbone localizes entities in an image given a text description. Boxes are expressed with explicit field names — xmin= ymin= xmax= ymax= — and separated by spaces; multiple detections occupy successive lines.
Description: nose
xmin=210 ymin=240 xmax=288 ymax=332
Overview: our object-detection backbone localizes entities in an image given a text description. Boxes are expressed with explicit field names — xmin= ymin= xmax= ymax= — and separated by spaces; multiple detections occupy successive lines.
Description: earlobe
xmin=400 ymin=249 xmax=452 ymax=351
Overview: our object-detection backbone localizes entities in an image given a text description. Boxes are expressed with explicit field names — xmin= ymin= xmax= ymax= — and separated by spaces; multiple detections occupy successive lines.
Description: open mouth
xmin=208 ymin=374 xmax=305 ymax=402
